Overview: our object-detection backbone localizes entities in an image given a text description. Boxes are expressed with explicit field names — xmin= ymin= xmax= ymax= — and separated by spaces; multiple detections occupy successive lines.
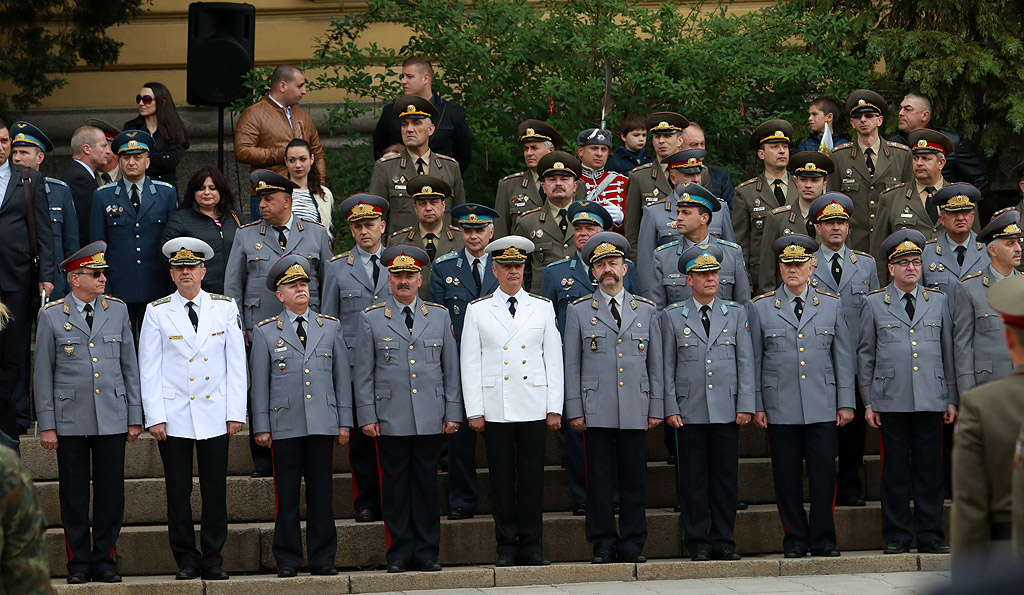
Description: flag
xmin=819 ymin=121 xmax=834 ymax=155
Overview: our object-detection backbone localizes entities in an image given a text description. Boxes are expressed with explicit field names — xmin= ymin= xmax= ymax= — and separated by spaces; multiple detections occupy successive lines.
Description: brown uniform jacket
xmin=368 ymin=149 xmax=466 ymax=233
xmin=234 ymin=96 xmax=326 ymax=180
xmin=512 ymin=205 xmax=575 ymax=294
xmin=389 ymin=224 xmax=464 ymax=299
xmin=734 ymin=172 xmax=798 ymax=281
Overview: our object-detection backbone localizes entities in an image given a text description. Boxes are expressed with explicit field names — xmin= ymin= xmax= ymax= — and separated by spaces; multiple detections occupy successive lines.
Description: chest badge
xmin=276 ymin=338 xmax=284 ymax=348
xmin=277 ymin=360 xmax=286 ymax=371
xmin=683 ymin=326 xmax=691 ymax=335
xmin=255 ymin=242 xmax=262 ymax=250
xmin=590 ymin=317 xmax=598 ymax=325
xmin=453 ymin=304 xmax=460 ymax=315
xmin=64 ymin=345 xmax=75 ymax=356
xmin=638 ymin=341 xmax=645 ymax=352
xmin=446 ymin=276 xmax=453 ymax=284
xmin=64 ymin=322 xmax=72 ymax=331
xmin=453 ymin=277 xmax=460 ymax=286
xmin=590 ymin=337 xmax=598 ymax=351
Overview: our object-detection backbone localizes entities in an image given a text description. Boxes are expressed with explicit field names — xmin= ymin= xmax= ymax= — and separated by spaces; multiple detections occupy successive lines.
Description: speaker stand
xmin=217 ymin=106 xmax=226 ymax=171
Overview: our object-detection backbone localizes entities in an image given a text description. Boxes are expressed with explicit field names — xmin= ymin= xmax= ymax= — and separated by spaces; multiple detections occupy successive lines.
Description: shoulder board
xmin=365 ymin=302 xmax=388 ymax=312
xmin=529 ymin=293 xmax=551 ymax=303
xmin=435 ymin=251 xmax=459 ymax=263
xmin=209 ymin=293 xmax=232 ymax=301
xmin=150 ymin=296 xmax=171 ymax=306
xmin=240 ymin=219 xmax=261 ymax=228
xmin=925 ymin=238 xmax=937 ymax=244
xmin=960 ymin=270 xmax=984 ymax=282
xmin=886 ymin=141 xmax=910 ymax=150
xmin=647 ymin=199 xmax=667 ymax=207
xmin=832 ymin=141 xmax=854 ymax=151
xmin=715 ymin=238 xmax=740 ymax=249
xmin=545 ymin=256 xmax=570 ymax=268
xmin=317 ymin=313 xmax=339 ymax=321
xmin=572 ymin=293 xmax=595 ymax=305
xmin=299 ymin=217 xmax=324 ymax=227
xmin=630 ymin=163 xmax=653 ymax=173
xmin=866 ymin=288 xmax=887 ymax=295
xmin=103 ymin=295 xmax=125 ymax=304
xmin=751 ymin=291 xmax=776 ymax=302
xmin=771 ymin=205 xmax=792 ymax=214
xmin=43 ymin=298 xmax=66 ymax=310
xmin=815 ymin=288 xmax=841 ymax=299
xmin=470 ymin=294 xmax=493 ymax=304
xmin=424 ymin=301 xmax=447 ymax=309
xmin=257 ymin=316 xmax=279 ymax=327
xmin=881 ymin=183 xmax=906 ymax=194
xmin=851 ymin=250 xmax=874 ymax=260
xmin=632 ymin=295 xmax=654 ymax=306
xmin=924 ymin=287 xmax=945 ymax=294
xmin=389 ymin=226 xmax=414 ymax=237
xmin=501 ymin=171 xmax=526 ymax=181
xmin=519 ymin=206 xmax=543 ymax=217
xmin=656 ymin=240 xmax=680 ymax=252
xmin=98 ymin=182 xmax=117 ymax=190
xmin=436 ymin=154 xmax=457 ymax=162
xmin=152 ymin=180 xmax=174 ymax=188
xmin=447 ymin=224 xmax=461 ymax=232
xmin=735 ymin=177 xmax=758 ymax=189
xmin=665 ymin=302 xmax=685 ymax=311
xmin=45 ymin=177 xmax=67 ymax=186
xmin=724 ymin=300 xmax=742 ymax=308
xmin=378 ymin=154 xmax=400 ymax=163
xmin=329 ymin=251 xmax=351 ymax=262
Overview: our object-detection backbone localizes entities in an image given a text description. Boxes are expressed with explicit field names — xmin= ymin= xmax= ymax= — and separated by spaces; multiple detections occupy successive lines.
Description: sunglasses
xmin=136 ymin=95 xmax=155 ymax=105
xmin=74 ymin=270 xmax=106 ymax=278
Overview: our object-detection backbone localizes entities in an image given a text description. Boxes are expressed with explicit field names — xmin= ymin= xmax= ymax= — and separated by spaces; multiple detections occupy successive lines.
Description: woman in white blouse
xmin=285 ymin=138 xmax=335 ymax=236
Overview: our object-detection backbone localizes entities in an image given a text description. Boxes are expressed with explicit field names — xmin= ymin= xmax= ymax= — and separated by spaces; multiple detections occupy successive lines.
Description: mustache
xmin=600 ymin=272 xmax=620 ymax=281
xmin=397 ymin=283 xmax=411 ymax=290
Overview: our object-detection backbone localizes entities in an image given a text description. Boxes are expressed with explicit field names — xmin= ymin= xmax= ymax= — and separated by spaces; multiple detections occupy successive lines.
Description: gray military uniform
xmin=223 ymin=217 xmax=333 ymax=332
xmin=649 ymin=237 xmax=750 ymax=309
xmin=367 ymin=149 xmax=466 ymax=233
xmin=952 ymin=267 xmax=1017 ymax=392
xmin=922 ymin=232 xmax=990 ymax=297
xmin=757 ymin=201 xmax=818 ymax=294
xmin=810 ymin=246 xmax=879 ymax=333
xmin=320 ymin=246 xmax=393 ymax=371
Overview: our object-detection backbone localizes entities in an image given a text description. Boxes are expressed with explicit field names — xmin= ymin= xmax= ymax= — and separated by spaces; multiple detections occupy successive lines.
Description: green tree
xmin=0 ymin=0 xmax=147 ymax=113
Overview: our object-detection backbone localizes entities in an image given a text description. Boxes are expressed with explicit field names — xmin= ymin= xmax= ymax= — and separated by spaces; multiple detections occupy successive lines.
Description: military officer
xmin=368 ymin=95 xmax=466 ymax=232
xmin=461 ymin=236 xmax=563 ymax=567
xmin=139 ymin=238 xmax=246 ymax=581
xmin=251 ymin=255 xmax=351 ymax=578
xmin=748 ymin=234 xmax=854 ymax=558
xmin=648 ymin=183 xmax=749 ymax=309
xmin=512 ymin=151 xmax=583 ymax=293
xmin=757 ymin=151 xmax=834 ymax=293
xmin=8 ymin=121 xmax=80 ymax=296
xmin=952 ymin=209 xmax=1021 ymax=393
xmin=733 ymin=119 xmax=797 ymax=280
xmin=951 ymin=275 xmax=1024 ymax=569
xmin=858 ymin=229 xmax=957 ymax=555
xmin=389 ymin=175 xmax=464 ymax=299
xmin=922 ymin=183 xmax=989 ymax=296
xmin=623 ymin=112 xmax=689 ymax=254
xmin=828 ymin=89 xmax=914 ymax=255
xmin=224 ymin=169 xmax=332 ymax=476
xmin=89 ymin=129 xmax=177 ymax=333
xmin=321 ymin=194 xmax=392 ymax=522
xmin=355 ymin=244 xmax=462 ymax=573
xmin=34 ymin=242 xmax=141 ymax=584
xmin=662 ymin=243 xmax=755 ymax=561
xmin=1014 ymin=426 xmax=1024 ymax=555
xmin=806 ymin=193 xmax=880 ymax=508
xmin=429 ymin=203 xmax=500 ymax=520
xmin=563 ymin=232 xmax=662 ymax=564
xmin=493 ymin=120 xmax=564 ymax=238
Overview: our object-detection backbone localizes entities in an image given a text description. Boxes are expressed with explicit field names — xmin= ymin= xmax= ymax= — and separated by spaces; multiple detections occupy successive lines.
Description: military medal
xmin=255 ymin=242 xmax=262 ymax=250
xmin=590 ymin=317 xmax=598 ymax=325
xmin=446 ymin=276 xmax=453 ymax=284
xmin=64 ymin=322 xmax=72 ymax=330
xmin=638 ymin=341 xmax=645 ymax=352
xmin=276 ymin=338 xmax=284 ymax=348
xmin=453 ymin=278 xmax=460 ymax=286
xmin=64 ymin=345 xmax=75 ymax=356
xmin=683 ymin=327 xmax=691 ymax=335
xmin=453 ymin=305 xmax=460 ymax=315
xmin=277 ymin=360 xmax=286 ymax=371
xmin=590 ymin=338 xmax=598 ymax=351
xmin=535 ymin=230 xmax=544 ymax=238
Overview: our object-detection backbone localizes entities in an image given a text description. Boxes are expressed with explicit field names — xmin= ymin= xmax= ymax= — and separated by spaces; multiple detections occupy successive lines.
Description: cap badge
xmin=917 ymin=139 xmax=928 ymax=148
xmin=526 ymin=127 xmax=536 ymax=136
xmin=554 ymin=162 xmax=564 ymax=169
xmin=422 ymin=185 xmax=433 ymax=194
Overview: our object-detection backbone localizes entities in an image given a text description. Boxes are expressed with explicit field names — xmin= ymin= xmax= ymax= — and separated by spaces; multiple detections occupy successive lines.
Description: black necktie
xmin=700 ymin=305 xmax=711 ymax=336
xmin=424 ymin=233 xmax=437 ymax=262
xmin=416 ymin=158 xmax=426 ymax=175
xmin=84 ymin=304 xmax=94 ymax=330
xmin=130 ymin=184 xmax=141 ymax=212
xmin=904 ymin=294 xmax=915 ymax=320
xmin=772 ymin=179 xmax=786 ymax=207
xmin=956 ymin=245 xmax=966 ymax=267
xmin=794 ymin=296 xmax=804 ymax=320
xmin=831 ymin=253 xmax=843 ymax=284
xmin=610 ymin=298 xmax=621 ymax=329
xmin=508 ymin=297 xmax=517 ymax=318
xmin=370 ymin=254 xmax=380 ymax=286
xmin=186 ymin=301 xmax=199 ymax=332
xmin=273 ymin=225 xmax=287 ymax=249
xmin=805 ymin=219 xmax=816 ymax=239
xmin=403 ymin=306 xmax=414 ymax=332
xmin=472 ymin=258 xmax=482 ymax=290
xmin=296 ymin=315 xmax=307 ymax=347
xmin=864 ymin=148 xmax=875 ymax=177
xmin=925 ymin=186 xmax=938 ymax=223
xmin=557 ymin=208 xmax=568 ymax=236
xmin=100 ymin=172 xmax=112 ymax=185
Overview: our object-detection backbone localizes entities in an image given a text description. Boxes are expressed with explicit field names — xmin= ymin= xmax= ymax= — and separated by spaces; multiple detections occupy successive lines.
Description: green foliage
xmin=0 ymin=0 xmax=147 ymax=113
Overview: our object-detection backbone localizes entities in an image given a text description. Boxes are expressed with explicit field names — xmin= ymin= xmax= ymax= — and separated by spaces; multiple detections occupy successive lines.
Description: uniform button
xmin=523 ymin=376 xmax=528 ymax=380
xmin=190 ymin=395 xmax=195 ymax=400
xmin=503 ymin=346 xmax=508 ymax=350
xmin=909 ymin=329 xmax=915 ymax=334
xmin=304 ymin=369 xmax=310 ymax=373
xmin=619 ymin=381 xmax=624 ymax=387
xmin=563 ymin=243 xmax=568 ymax=248
xmin=189 ymin=358 xmax=193 ymax=362
xmin=619 ymin=368 xmax=624 ymax=373
xmin=411 ymin=374 xmax=417 ymax=379
xmin=409 ymin=345 xmax=414 ymax=350
xmin=618 ymin=353 xmax=623 ymax=358
xmin=89 ymin=342 xmax=95 ymax=348
xmin=800 ymin=361 xmax=806 ymax=366
xmin=706 ymin=360 xmax=712 ymax=364
xmin=137 ymin=260 xmax=141 ymax=264
xmin=870 ymin=200 xmax=875 ymax=205
xmin=522 ymin=345 xmax=526 ymax=349
xmin=92 ymin=357 xmax=98 ymax=362
xmin=306 ymin=394 xmax=312 ymax=399
xmin=305 ymin=381 xmax=310 ymax=386
xmin=912 ymin=341 xmax=917 ymax=346
xmin=504 ymin=361 xmax=508 ymax=365
xmin=798 ymin=333 xmax=803 ymax=339
xmin=869 ymin=214 xmax=875 ymax=219
xmin=708 ymin=372 xmax=713 ymax=377
xmin=204 ymin=357 xmax=208 ymax=361
xmin=708 ymin=384 xmax=713 ymax=389
xmin=135 ymin=223 xmax=140 ymax=227
xmin=94 ymin=373 xmax=99 ymax=378
xmin=913 ymin=353 xmax=918 ymax=358
xmin=913 ymin=366 xmax=919 ymax=371
xmin=206 ymin=395 xmax=211 ymax=399
xmin=190 ymin=376 xmax=195 ymax=381
xmin=205 ymin=376 xmax=210 ymax=380
xmin=801 ymin=375 xmax=806 ymax=380
xmin=95 ymin=389 xmax=100 ymax=394
xmin=869 ymin=185 xmax=875 ymax=190
xmin=504 ymin=376 xmax=509 ymax=380
xmin=412 ymin=389 xmax=418 ymax=394
xmin=799 ymin=347 xmax=804 ymax=352
xmin=410 ymin=359 xmax=415 ymax=364
xmin=374 ymin=295 xmax=379 ymax=300
xmin=136 ymin=247 xmax=141 ymax=252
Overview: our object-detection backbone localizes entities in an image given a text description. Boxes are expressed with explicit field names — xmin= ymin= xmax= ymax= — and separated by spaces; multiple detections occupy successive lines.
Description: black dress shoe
xmin=691 ymin=550 xmax=711 ymax=561
xmin=496 ymin=553 xmax=516 ymax=567
xmin=617 ymin=551 xmax=646 ymax=563
xmin=413 ymin=559 xmax=442 ymax=571
xmin=591 ymin=549 xmax=615 ymax=564
xmin=784 ymin=549 xmax=807 ymax=559
xmin=354 ymin=508 xmax=378 ymax=523
xmin=96 ymin=570 xmax=122 ymax=583
xmin=387 ymin=560 xmax=407 ymax=573
xmin=519 ymin=551 xmax=550 ymax=566
xmin=311 ymin=565 xmax=339 ymax=575
xmin=278 ymin=567 xmax=298 ymax=578
xmin=918 ymin=540 xmax=951 ymax=554
xmin=250 ymin=468 xmax=272 ymax=478
xmin=175 ymin=567 xmax=199 ymax=580
xmin=811 ymin=547 xmax=841 ymax=557
xmin=201 ymin=567 xmax=230 ymax=580
xmin=572 ymin=504 xmax=586 ymax=516
xmin=884 ymin=542 xmax=910 ymax=554
xmin=712 ymin=549 xmax=741 ymax=561
xmin=837 ymin=497 xmax=866 ymax=507
xmin=447 ymin=507 xmax=474 ymax=520
xmin=666 ymin=454 xmax=677 ymax=465
xmin=66 ymin=573 xmax=90 ymax=584
xmin=736 ymin=501 xmax=748 ymax=511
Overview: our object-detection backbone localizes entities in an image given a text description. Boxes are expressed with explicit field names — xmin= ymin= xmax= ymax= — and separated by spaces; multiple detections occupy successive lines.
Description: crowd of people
xmin=2 ymin=55 xmax=1024 ymax=585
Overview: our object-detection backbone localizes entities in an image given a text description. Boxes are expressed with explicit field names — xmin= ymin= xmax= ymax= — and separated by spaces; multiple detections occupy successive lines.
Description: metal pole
xmin=218 ymin=106 xmax=225 ymax=171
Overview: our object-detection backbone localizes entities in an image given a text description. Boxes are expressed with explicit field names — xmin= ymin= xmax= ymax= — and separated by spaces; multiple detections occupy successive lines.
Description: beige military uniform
xmin=733 ymin=172 xmax=798 ymax=281
xmin=755 ymin=198 xmax=815 ymax=294
xmin=389 ymin=224 xmax=464 ymax=299
xmin=493 ymin=171 xmax=542 ymax=238
xmin=1013 ymin=424 xmax=1024 ymax=555
xmin=512 ymin=204 xmax=575 ymax=294
xmin=367 ymin=148 xmax=466 ymax=233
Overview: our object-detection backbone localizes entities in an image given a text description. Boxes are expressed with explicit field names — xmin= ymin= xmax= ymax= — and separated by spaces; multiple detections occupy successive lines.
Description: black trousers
xmin=836 ymin=387 xmax=868 ymax=502
xmin=247 ymin=390 xmax=273 ymax=474
xmin=767 ymin=422 xmax=838 ymax=553
xmin=584 ymin=427 xmax=646 ymax=555
xmin=446 ymin=420 xmax=479 ymax=512
xmin=157 ymin=434 xmax=229 ymax=571
xmin=483 ymin=420 xmax=546 ymax=556
xmin=878 ymin=411 xmax=946 ymax=546
xmin=1 ymin=288 xmax=32 ymax=428
xmin=349 ymin=425 xmax=382 ymax=516
xmin=57 ymin=433 xmax=126 ymax=577
xmin=677 ymin=423 xmax=739 ymax=554
xmin=562 ymin=423 xmax=587 ymax=508
xmin=378 ymin=434 xmax=442 ymax=563
xmin=270 ymin=435 xmax=337 ymax=569
xmin=126 ymin=301 xmax=147 ymax=344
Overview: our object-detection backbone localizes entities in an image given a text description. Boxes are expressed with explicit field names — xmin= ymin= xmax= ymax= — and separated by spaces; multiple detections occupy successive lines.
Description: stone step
xmin=33 ymin=456 xmax=885 ymax=527
xmin=43 ymin=502 xmax=950 ymax=577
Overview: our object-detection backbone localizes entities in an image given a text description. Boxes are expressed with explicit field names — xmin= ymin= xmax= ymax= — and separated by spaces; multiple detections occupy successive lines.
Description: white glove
xmin=602 ymin=202 xmax=624 ymax=226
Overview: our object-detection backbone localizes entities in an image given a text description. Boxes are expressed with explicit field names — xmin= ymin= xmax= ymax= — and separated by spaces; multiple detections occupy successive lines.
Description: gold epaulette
xmin=529 ymin=293 xmax=552 ymax=303
xmin=881 ymin=183 xmax=906 ymax=194
xmin=240 ymin=219 xmax=261 ymax=228
xmin=389 ymin=226 xmax=413 ymax=237
xmin=572 ymin=294 xmax=594 ymax=305
xmin=501 ymin=171 xmax=525 ymax=181
xmin=751 ymin=291 xmax=776 ymax=302
xmin=330 ymin=251 xmax=350 ymax=262
xmin=299 ymin=217 xmax=324 ymax=227
xmin=365 ymin=302 xmax=388 ymax=312
xmin=43 ymin=298 xmax=65 ymax=310
xmin=519 ymin=206 xmax=543 ymax=217
xmin=424 ymin=301 xmax=447 ymax=310
xmin=317 ymin=313 xmax=339 ymax=321
xmin=210 ymin=294 xmax=232 ymax=301
xmin=886 ymin=141 xmax=910 ymax=150
xmin=815 ymin=288 xmax=841 ymax=299
xmin=150 ymin=296 xmax=171 ymax=306
xmin=437 ymin=153 xmax=458 ymax=162
xmin=771 ymin=205 xmax=791 ymax=214
xmin=103 ymin=295 xmax=125 ymax=304
xmin=632 ymin=295 xmax=655 ymax=306
xmin=960 ymin=270 xmax=984 ymax=282
xmin=832 ymin=141 xmax=854 ymax=151
xmin=735 ymin=177 xmax=758 ymax=190
xmin=378 ymin=154 xmax=400 ymax=162
xmin=630 ymin=163 xmax=653 ymax=173
xmin=257 ymin=316 xmax=279 ymax=327
xmin=851 ymin=250 xmax=873 ymax=259
xmin=470 ymin=294 xmax=493 ymax=304
xmin=866 ymin=288 xmax=887 ymax=295
xmin=924 ymin=287 xmax=945 ymax=294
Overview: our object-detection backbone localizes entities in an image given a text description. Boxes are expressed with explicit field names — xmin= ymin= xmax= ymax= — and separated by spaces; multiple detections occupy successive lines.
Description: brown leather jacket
xmin=234 ymin=95 xmax=326 ymax=180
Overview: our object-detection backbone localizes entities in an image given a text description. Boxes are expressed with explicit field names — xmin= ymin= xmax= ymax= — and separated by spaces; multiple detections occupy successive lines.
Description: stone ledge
xmin=637 ymin=558 xmax=780 ymax=580
xmin=349 ymin=566 xmax=493 ymax=594
xmin=493 ymin=562 xmax=636 ymax=587
xmin=778 ymin=552 xmax=921 ymax=575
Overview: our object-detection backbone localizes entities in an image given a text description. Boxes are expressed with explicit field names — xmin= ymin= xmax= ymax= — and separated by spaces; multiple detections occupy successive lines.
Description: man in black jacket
xmin=887 ymin=92 xmax=990 ymax=195
xmin=372 ymin=57 xmax=473 ymax=173
xmin=60 ymin=126 xmax=110 ymax=243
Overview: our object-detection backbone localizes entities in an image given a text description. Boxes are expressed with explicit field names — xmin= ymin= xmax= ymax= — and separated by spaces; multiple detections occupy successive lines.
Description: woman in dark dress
xmin=124 ymin=82 xmax=190 ymax=188
xmin=162 ymin=166 xmax=241 ymax=294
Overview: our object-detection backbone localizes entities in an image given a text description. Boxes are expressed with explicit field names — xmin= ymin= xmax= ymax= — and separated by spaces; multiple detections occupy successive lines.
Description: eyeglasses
xmin=892 ymin=258 xmax=923 ymax=268
xmin=136 ymin=95 xmax=154 ymax=105
xmin=74 ymin=270 xmax=106 ymax=278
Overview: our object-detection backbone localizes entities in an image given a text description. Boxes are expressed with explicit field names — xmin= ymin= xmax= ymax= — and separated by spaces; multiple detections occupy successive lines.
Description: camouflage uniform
xmin=0 ymin=446 xmax=50 ymax=593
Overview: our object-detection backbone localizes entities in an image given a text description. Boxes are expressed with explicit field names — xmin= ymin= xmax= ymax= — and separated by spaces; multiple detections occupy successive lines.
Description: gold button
xmin=708 ymin=384 xmax=713 ymax=389
xmin=409 ymin=345 xmax=414 ymax=350
xmin=190 ymin=376 xmax=195 ymax=381
xmin=95 ymin=389 xmax=100 ymax=394
xmin=522 ymin=345 xmax=526 ymax=349
xmin=523 ymin=375 xmax=528 ymax=380
xmin=913 ymin=366 xmax=919 ymax=371
xmin=798 ymin=333 xmax=803 ymax=339
xmin=912 ymin=341 xmax=917 ymax=346
xmin=206 ymin=395 xmax=211 ymax=399
xmin=306 ymin=394 xmax=312 ymax=399
xmin=304 ymin=369 xmax=310 ymax=373
xmin=503 ymin=346 xmax=508 ymax=350
xmin=801 ymin=361 xmax=805 ymax=366
xmin=92 ymin=357 xmax=98 ymax=362
xmin=410 ymin=359 xmax=415 ymax=364
xmin=504 ymin=360 xmax=508 ymax=365
xmin=411 ymin=374 xmax=417 ymax=379
xmin=89 ymin=342 xmax=95 ymax=348
xmin=206 ymin=376 xmax=210 ymax=380
xmin=913 ymin=353 xmax=917 ymax=358
xmin=617 ymin=339 xmax=623 ymax=344
xmin=94 ymin=373 xmax=99 ymax=378
xmin=801 ymin=375 xmax=806 ymax=380
xmin=909 ymin=329 xmax=914 ymax=334
xmin=870 ymin=200 xmax=875 ymax=205
xmin=204 ymin=357 xmax=208 ymax=361
xmin=413 ymin=389 xmax=418 ymax=394
xmin=869 ymin=185 xmax=875 ymax=190
xmin=189 ymin=358 xmax=193 ymax=362
xmin=305 ymin=381 xmax=310 ymax=386
xmin=708 ymin=372 xmax=713 ymax=377
xmin=563 ymin=243 xmax=568 ymax=248
xmin=618 ymin=353 xmax=623 ymax=358
xmin=619 ymin=381 xmax=624 ymax=387
xmin=799 ymin=347 xmax=804 ymax=352
xmin=190 ymin=395 xmax=195 ymax=400
xmin=619 ymin=368 xmax=624 ymax=373
xmin=504 ymin=376 xmax=509 ymax=380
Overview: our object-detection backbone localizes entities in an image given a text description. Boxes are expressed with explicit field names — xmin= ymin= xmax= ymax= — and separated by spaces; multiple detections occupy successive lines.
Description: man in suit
xmin=90 ymin=129 xmax=177 ymax=334
xmin=34 ymin=241 xmax=141 ymax=584
xmin=8 ymin=121 xmax=80 ymax=297
xmin=806 ymin=193 xmax=880 ymax=508
xmin=61 ymin=125 xmax=110 ymax=242
xmin=662 ymin=243 xmax=755 ymax=561
xmin=858 ymin=229 xmax=957 ymax=555
xmin=493 ymin=120 xmax=563 ymax=238
xmin=429 ymin=203 xmax=500 ymax=521
xmin=563 ymin=232 xmax=662 ymax=564
xmin=679 ymin=122 xmax=736 ymax=208
xmin=355 ymin=244 xmax=461 ymax=573
xmin=321 ymin=193 xmax=391 ymax=521
xmin=225 ymin=169 xmax=332 ymax=476
xmin=461 ymin=235 xmax=563 ymax=566
xmin=85 ymin=118 xmax=122 ymax=186
xmin=748 ymin=234 xmax=854 ymax=558
xmin=251 ymin=254 xmax=351 ymax=578
xmin=389 ymin=175 xmax=464 ymax=299
xmin=139 ymin=237 xmax=246 ymax=581
xmin=368 ymin=95 xmax=466 ymax=232
xmin=951 ymin=275 xmax=1024 ymax=570
xmin=922 ymin=182 xmax=990 ymax=295
xmin=623 ymin=112 xmax=689 ymax=253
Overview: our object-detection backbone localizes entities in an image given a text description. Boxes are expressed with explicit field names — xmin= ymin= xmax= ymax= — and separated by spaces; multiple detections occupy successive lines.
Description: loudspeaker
xmin=186 ymin=2 xmax=255 ymax=107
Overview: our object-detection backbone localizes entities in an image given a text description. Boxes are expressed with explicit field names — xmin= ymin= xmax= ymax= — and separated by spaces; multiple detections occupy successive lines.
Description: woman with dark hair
xmin=0 ymin=301 xmax=21 ymax=452
xmin=285 ymin=138 xmax=335 ymax=236
xmin=124 ymin=82 xmax=191 ymax=188
xmin=161 ymin=166 xmax=241 ymax=294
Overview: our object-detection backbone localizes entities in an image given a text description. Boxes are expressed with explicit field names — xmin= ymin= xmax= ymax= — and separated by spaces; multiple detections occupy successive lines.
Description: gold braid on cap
xmin=687 ymin=251 xmax=721 ymax=272
xmin=780 ymin=244 xmax=812 ymax=262
xmin=590 ymin=242 xmax=623 ymax=263
xmin=276 ymin=263 xmax=309 ymax=286
xmin=889 ymin=240 xmax=922 ymax=259
xmin=817 ymin=201 xmax=849 ymax=220
xmin=255 ymin=180 xmax=286 ymax=192
xmin=795 ymin=162 xmax=823 ymax=174
xmin=650 ymin=121 xmax=682 ymax=132
xmin=995 ymin=223 xmax=1023 ymax=238
xmin=348 ymin=202 xmax=381 ymax=221
xmin=494 ymin=246 xmax=527 ymax=263
xmin=79 ymin=252 xmax=107 ymax=268
xmin=520 ymin=127 xmax=552 ymax=142
xmin=399 ymin=104 xmax=431 ymax=118
xmin=388 ymin=254 xmax=422 ymax=272
xmin=941 ymin=194 xmax=975 ymax=210
xmin=760 ymin=130 xmax=790 ymax=144
xmin=169 ymin=249 xmax=204 ymax=264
